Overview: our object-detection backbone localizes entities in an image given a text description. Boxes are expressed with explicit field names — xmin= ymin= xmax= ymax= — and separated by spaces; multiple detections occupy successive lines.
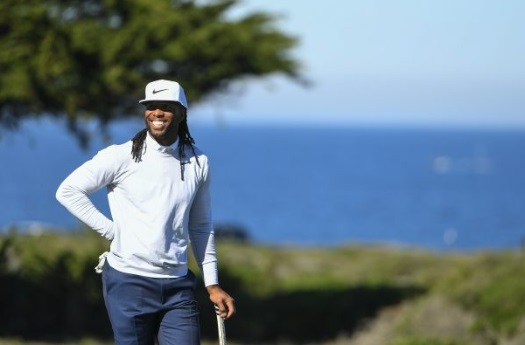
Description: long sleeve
xmin=188 ymin=157 xmax=218 ymax=286
xmin=56 ymin=147 xmax=117 ymax=240
xmin=58 ymin=138 xmax=218 ymax=280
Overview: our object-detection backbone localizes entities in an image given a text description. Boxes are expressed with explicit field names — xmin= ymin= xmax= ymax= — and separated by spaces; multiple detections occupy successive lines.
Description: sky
xmin=192 ymin=0 xmax=525 ymax=129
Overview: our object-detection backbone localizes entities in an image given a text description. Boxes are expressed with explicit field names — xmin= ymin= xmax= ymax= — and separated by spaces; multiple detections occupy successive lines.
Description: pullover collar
xmin=145 ymin=131 xmax=179 ymax=154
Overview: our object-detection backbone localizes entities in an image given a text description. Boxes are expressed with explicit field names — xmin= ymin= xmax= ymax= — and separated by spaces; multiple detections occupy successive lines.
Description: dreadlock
xmin=131 ymin=107 xmax=200 ymax=181
xmin=131 ymin=129 xmax=148 ymax=162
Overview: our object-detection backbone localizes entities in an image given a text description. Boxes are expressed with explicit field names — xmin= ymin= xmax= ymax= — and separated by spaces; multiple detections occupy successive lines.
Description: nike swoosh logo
xmin=152 ymin=88 xmax=168 ymax=94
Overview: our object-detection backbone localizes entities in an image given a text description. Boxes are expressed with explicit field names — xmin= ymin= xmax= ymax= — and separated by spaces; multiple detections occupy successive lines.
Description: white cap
xmin=139 ymin=79 xmax=188 ymax=108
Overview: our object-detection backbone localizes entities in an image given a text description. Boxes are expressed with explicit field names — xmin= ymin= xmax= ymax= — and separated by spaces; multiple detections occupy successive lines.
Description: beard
xmin=145 ymin=118 xmax=179 ymax=146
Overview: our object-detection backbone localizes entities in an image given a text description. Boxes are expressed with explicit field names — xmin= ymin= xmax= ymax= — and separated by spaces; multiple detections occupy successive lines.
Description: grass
xmin=2 ymin=232 xmax=525 ymax=345
xmin=212 ymin=242 xmax=525 ymax=344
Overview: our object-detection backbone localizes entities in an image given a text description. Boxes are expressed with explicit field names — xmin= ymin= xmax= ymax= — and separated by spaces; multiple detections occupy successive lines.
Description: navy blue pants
xmin=102 ymin=261 xmax=201 ymax=345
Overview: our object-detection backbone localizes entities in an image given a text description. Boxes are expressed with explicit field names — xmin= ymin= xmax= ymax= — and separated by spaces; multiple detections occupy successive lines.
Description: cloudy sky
xmin=192 ymin=0 xmax=525 ymax=129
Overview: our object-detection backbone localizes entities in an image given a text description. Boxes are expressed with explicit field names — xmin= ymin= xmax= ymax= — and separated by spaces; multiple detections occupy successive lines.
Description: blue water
xmin=2 ymin=118 xmax=525 ymax=251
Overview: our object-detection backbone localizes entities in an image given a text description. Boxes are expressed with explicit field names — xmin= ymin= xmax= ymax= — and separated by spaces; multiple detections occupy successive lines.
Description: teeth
xmin=152 ymin=121 xmax=164 ymax=126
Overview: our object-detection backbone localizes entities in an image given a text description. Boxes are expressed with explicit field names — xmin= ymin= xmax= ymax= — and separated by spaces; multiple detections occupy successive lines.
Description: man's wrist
xmin=206 ymin=284 xmax=221 ymax=294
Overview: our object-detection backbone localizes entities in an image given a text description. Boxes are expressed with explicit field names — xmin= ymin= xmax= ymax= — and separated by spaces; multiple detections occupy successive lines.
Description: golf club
xmin=214 ymin=305 xmax=227 ymax=345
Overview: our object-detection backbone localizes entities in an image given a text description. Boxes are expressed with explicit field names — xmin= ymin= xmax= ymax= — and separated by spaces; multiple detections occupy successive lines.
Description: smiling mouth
xmin=151 ymin=120 xmax=166 ymax=128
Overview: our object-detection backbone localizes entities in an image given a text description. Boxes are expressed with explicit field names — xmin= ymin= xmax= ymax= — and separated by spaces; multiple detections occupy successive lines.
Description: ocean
xmin=1 ymin=118 xmax=525 ymax=251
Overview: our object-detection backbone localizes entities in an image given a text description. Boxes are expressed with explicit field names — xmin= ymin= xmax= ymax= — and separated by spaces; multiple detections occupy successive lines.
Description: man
xmin=56 ymin=79 xmax=235 ymax=345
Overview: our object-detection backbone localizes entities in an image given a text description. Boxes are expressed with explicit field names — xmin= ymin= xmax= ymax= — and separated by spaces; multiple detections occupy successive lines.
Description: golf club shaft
xmin=215 ymin=305 xmax=227 ymax=345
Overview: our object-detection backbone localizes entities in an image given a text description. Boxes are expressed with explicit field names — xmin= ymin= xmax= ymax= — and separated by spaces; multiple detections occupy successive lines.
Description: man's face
xmin=143 ymin=102 xmax=185 ymax=146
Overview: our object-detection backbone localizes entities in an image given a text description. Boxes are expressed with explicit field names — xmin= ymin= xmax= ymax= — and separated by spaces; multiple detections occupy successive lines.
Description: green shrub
xmin=436 ymin=252 xmax=525 ymax=335
xmin=2 ymin=232 xmax=525 ymax=344
xmin=390 ymin=337 xmax=470 ymax=345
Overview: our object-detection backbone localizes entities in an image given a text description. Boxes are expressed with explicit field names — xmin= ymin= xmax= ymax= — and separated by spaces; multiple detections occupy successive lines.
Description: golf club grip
xmin=216 ymin=313 xmax=227 ymax=345
xmin=214 ymin=305 xmax=227 ymax=345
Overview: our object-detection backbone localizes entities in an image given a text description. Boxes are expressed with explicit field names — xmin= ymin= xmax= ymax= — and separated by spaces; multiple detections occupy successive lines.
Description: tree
xmin=0 ymin=0 xmax=302 ymax=145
